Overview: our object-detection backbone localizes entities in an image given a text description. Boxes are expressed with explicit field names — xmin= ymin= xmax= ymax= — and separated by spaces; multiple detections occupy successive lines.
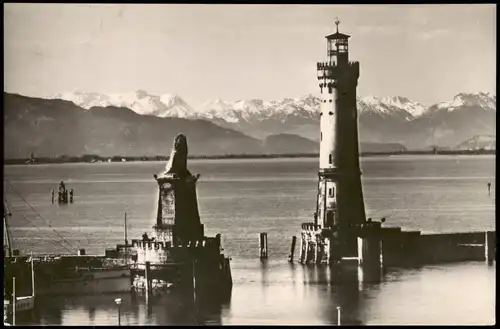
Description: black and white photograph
xmin=3 ymin=3 xmax=496 ymax=326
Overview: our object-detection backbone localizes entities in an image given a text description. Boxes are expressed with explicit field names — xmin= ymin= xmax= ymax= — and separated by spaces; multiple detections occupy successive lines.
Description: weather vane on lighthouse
xmin=335 ymin=17 xmax=340 ymax=33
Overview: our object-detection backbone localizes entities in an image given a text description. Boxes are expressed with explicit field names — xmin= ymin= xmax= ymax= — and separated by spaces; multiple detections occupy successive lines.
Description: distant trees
xmin=2 ymin=149 xmax=496 ymax=166
xmin=81 ymin=154 xmax=101 ymax=162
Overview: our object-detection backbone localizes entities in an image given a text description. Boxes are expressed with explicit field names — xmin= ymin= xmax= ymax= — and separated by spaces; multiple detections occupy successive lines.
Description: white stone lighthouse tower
xmin=299 ymin=19 xmax=366 ymax=264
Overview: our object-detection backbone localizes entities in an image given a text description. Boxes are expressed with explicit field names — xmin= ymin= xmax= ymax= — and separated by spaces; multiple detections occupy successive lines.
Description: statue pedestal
xmin=154 ymin=173 xmax=204 ymax=245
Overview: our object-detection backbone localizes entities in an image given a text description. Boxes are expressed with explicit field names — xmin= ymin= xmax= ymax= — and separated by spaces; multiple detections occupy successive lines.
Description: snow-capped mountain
xmin=407 ymin=92 xmax=496 ymax=149
xmin=194 ymin=95 xmax=430 ymax=141
xmin=49 ymin=90 xmax=495 ymax=149
xmin=4 ymin=92 xmax=263 ymax=158
xmin=198 ymin=95 xmax=321 ymax=124
xmin=456 ymin=134 xmax=496 ymax=150
xmin=198 ymin=95 xmax=425 ymax=124
xmin=436 ymin=92 xmax=496 ymax=112
xmin=51 ymin=90 xmax=195 ymax=118
xmin=358 ymin=96 xmax=427 ymax=119
xmin=51 ymin=91 xmax=428 ymax=123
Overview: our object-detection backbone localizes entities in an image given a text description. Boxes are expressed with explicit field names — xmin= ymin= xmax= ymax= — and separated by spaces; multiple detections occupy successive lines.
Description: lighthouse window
xmin=329 ymin=187 xmax=335 ymax=197
xmin=320 ymin=132 xmax=322 ymax=141
xmin=329 ymin=154 xmax=333 ymax=164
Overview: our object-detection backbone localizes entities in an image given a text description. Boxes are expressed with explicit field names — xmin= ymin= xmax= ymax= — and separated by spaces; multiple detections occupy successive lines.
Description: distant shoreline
xmin=3 ymin=149 xmax=495 ymax=165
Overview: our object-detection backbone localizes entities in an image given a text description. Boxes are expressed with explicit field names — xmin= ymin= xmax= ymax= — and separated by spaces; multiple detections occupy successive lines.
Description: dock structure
xmin=295 ymin=19 xmax=496 ymax=270
xmin=3 ymin=135 xmax=232 ymax=301
xmin=54 ymin=181 xmax=73 ymax=205
xmin=288 ymin=236 xmax=297 ymax=262
xmin=130 ymin=134 xmax=232 ymax=296
xmin=259 ymin=233 xmax=268 ymax=260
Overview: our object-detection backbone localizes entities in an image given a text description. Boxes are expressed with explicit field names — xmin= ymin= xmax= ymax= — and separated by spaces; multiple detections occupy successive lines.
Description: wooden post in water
xmin=192 ymin=260 xmax=197 ymax=301
xmin=192 ymin=259 xmax=198 ymax=324
xmin=337 ymin=306 xmax=341 ymax=326
xmin=124 ymin=213 xmax=128 ymax=265
xmin=124 ymin=213 xmax=128 ymax=246
xmin=259 ymin=233 xmax=268 ymax=260
xmin=31 ymin=252 xmax=35 ymax=297
xmin=485 ymin=231 xmax=495 ymax=264
xmin=288 ymin=236 xmax=297 ymax=263
xmin=145 ymin=261 xmax=152 ymax=295
xmin=12 ymin=277 xmax=16 ymax=326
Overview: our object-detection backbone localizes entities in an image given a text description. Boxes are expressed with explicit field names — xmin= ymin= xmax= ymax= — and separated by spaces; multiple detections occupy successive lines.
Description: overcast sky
xmin=4 ymin=4 xmax=496 ymax=108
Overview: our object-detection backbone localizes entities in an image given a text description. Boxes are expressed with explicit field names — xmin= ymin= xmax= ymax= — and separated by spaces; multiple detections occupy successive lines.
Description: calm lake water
xmin=3 ymin=155 xmax=496 ymax=325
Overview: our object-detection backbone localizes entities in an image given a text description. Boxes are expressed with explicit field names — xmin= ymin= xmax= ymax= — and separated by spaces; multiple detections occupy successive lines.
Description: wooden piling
xmin=192 ymin=260 xmax=197 ymax=302
xmin=288 ymin=236 xmax=297 ymax=263
xmin=259 ymin=233 xmax=268 ymax=259
xmin=337 ymin=306 xmax=341 ymax=326
xmin=12 ymin=277 xmax=16 ymax=326
xmin=485 ymin=231 xmax=495 ymax=264
xmin=145 ymin=261 xmax=152 ymax=295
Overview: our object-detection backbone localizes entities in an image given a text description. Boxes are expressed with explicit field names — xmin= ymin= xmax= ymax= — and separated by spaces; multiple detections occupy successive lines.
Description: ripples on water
xmin=3 ymin=155 xmax=496 ymax=325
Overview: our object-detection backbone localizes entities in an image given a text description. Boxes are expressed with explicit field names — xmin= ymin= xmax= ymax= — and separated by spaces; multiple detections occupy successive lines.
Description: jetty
xmin=52 ymin=181 xmax=73 ymax=204
xmin=4 ymin=135 xmax=231 ymax=307
xmin=119 ymin=134 xmax=233 ymax=298
xmin=289 ymin=19 xmax=496 ymax=270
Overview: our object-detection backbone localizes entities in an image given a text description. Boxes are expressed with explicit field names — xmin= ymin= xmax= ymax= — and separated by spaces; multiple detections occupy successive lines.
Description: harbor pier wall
xmin=296 ymin=224 xmax=495 ymax=268
xmin=378 ymin=229 xmax=495 ymax=267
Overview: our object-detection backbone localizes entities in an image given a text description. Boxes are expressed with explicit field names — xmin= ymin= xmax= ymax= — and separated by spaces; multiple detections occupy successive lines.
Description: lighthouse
xmin=299 ymin=19 xmax=366 ymax=264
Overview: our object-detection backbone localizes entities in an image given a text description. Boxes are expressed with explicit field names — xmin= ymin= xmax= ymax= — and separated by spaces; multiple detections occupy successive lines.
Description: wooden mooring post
xmin=259 ymin=233 xmax=268 ymax=259
xmin=145 ymin=261 xmax=152 ymax=296
xmin=337 ymin=306 xmax=341 ymax=326
xmin=12 ymin=277 xmax=16 ymax=326
xmin=288 ymin=236 xmax=297 ymax=263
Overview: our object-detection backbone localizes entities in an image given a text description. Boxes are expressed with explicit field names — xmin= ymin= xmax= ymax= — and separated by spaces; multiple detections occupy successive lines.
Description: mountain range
xmin=3 ymin=93 xmax=262 ymax=158
xmin=51 ymin=90 xmax=496 ymax=150
xmin=456 ymin=135 xmax=495 ymax=151
xmin=3 ymin=90 xmax=495 ymax=159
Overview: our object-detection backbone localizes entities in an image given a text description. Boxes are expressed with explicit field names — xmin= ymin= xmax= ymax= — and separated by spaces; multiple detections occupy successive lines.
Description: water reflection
xmin=260 ymin=259 xmax=269 ymax=291
xmin=29 ymin=286 xmax=227 ymax=326
xmin=21 ymin=261 xmax=495 ymax=325
xmin=322 ymin=265 xmax=364 ymax=325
